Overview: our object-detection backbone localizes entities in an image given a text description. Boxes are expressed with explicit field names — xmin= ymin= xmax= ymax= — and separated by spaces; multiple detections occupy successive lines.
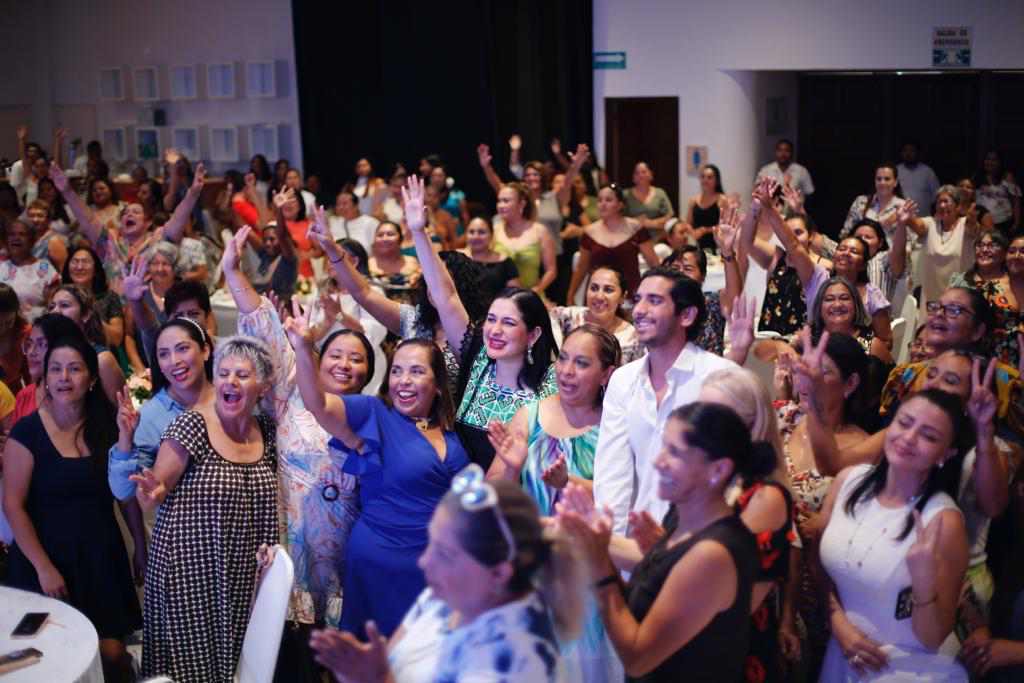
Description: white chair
xmin=235 ymin=545 xmax=294 ymax=683
xmin=895 ymin=293 xmax=919 ymax=366
xmin=889 ymin=317 xmax=906 ymax=362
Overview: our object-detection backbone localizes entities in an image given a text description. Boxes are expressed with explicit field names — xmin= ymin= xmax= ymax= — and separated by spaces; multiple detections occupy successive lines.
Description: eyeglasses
xmin=975 ymin=243 xmax=1001 ymax=253
xmin=450 ymin=464 xmax=517 ymax=563
xmin=926 ymin=301 xmax=975 ymax=319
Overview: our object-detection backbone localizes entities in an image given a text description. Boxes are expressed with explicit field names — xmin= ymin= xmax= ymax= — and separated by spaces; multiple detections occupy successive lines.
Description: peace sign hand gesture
xmin=790 ymin=327 xmax=829 ymax=405
xmin=967 ymin=356 xmax=998 ymax=435
xmin=115 ymin=385 xmax=140 ymax=449
xmin=568 ymin=143 xmax=590 ymax=172
xmin=905 ymin=509 xmax=944 ymax=599
xmin=130 ymin=468 xmax=168 ymax=512
xmin=189 ymin=162 xmax=207 ymax=195
xmin=401 ymin=174 xmax=427 ymax=232
xmin=283 ymin=298 xmax=315 ymax=350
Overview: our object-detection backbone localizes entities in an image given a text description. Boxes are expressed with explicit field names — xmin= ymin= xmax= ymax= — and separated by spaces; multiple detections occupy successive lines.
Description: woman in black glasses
xmin=310 ymin=463 xmax=585 ymax=682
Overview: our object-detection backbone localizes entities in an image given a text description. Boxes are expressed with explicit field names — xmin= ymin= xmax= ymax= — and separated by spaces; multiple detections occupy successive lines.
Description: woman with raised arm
xmin=905 ymin=184 xmax=990 ymax=319
xmin=841 ymin=163 xmax=908 ymax=240
xmin=123 ymin=241 xmax=178 ymax=374
xmin=559 ymin=402 xmax=762 ymax=681
xmin=568 ymin=184 xmax=660 ymax=305
xmin=551 ymin=266 xmax=642 ymax=363
xmin=288 ymin=298 xmax=469 ymax=637
xmin=310 ymin=465 xmax=584 ymax=682
xmin=476 ymin=144 xmax=559 ymax=294
xmin=107 ymin=316 xmax=214 ymax=502
xmin=760 ymin=181 xmax=893 ymax=348
xmin=131 ymin=335 xmax=279 ymax=682
xmin=487 ymin=323 xmax=623 ymax=682
xmin=815 ymin=389 xmax=970 ymax=680
xmin=50 ymin=160 xmax=204 ymax=292
xmin=46 ymin=284 xmax=124 ymax=404
xmin=3 ymin=336 xmax=142 ymax=683
xmin=404 ymin=176 xmax=559 ymax=468
xmin=308 ymin=208 xmax=484 ymax=399
xmin=223 ymin=226 xmax=371 ymax=638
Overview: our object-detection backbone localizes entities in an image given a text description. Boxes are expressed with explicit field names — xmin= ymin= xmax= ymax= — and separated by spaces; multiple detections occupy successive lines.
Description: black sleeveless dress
xmin=626 ymin=514 xmax=757 ymax=682
xmin=5 ymin=412 xmax=141 ymax=639
xmin=692 ymin=201 xmax=721 ymax=252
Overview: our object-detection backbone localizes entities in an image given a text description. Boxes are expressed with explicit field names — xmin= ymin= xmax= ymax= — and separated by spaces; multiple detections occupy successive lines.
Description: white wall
xmin=594 ymin=0 xmax=1024 ymax=203
xmin=0 ymin=0 xmax=302 ymax=174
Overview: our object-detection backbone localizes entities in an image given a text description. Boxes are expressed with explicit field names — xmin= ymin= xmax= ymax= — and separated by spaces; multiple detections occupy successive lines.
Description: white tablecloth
xmin=0 ymin=587 xmax=102 ymax=683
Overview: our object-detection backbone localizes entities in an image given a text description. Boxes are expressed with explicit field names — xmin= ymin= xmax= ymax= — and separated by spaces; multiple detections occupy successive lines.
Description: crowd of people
xmin=1 ymin=123 xmax=1023 ymax=683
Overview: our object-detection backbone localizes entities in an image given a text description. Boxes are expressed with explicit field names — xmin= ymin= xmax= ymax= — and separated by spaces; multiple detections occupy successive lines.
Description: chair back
xmin=235 ymin=545 xmax=294 ymax=683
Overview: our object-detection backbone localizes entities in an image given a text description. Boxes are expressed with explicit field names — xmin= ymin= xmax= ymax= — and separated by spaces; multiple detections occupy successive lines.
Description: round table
xmin=0 ymin=586 xmax=102 ymax=682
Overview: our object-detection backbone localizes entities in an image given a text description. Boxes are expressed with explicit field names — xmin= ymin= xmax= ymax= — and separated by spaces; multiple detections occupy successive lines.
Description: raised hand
xmin=476 ymin=143 xmax=493 ymax=169
xmin=283 ymin=298 xmax=315 ymax=349
xmin=550 ymin=137 xmax=562 ymax=156
xmin=319 ymin=289 xmax=342 ymax=323
xmin=122 ymin=253 xmax=150 ymax=303
xmin=163 ymin=147 xmax=181 ymax=166
xmin=726 ymin=295 xmax=756 ymax=359
xmin=782 ymin=184 xmax=804 ymax=214
xmin=273 ymin=186 xmax=296 ymax=210
xmin=967 ymin=356 xmax=998 ymax=432
xmin=220 ymin=224 xmax=251 ymax=275
xmin=16 ymin=124 xmax=28 ymax=141
xmin=189 ymin=162 xmax=207 ymax=194
xmin=310 ymin=621 xmax=389 ymax=683
xmin=487 ymin=420 xmax=529 ymax=472
xmin=266 ymin=290 xmax=290 ymax=323
xmin=896 ymin=199 xmax=919 ymax=225
xmin=115 ymin=386 xmax=140 ymax=442
xmin=130 ymin=468 xmax=168 ymax=512
xmin=790 ymin=327 xmax=829 ymax=402
xmin=508 ymin=134 xmax=522 ymax=151
xmin=905 ymin=509 xmax=943 ymax=606
xmin=49 ymin=161 xmax=69 ymax=193
xmin=568 ymin=143 xmax=590 ymax=171
xmin=540 ymin=452 xmax=569 ymax=489
xmin=627 ymin=510 xmax=665 ymax=554
xmin=714 ymin=204 xmax=741 ymax=256
xmin=401 ymin=175 xmax=427 ymax=232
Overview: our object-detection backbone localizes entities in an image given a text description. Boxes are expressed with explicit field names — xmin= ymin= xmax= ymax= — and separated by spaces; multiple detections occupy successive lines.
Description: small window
xmin=172 ymin=127 xmax=200 ymax=161
xmin=207 ymin=63 xmax=236 ymax=99
xmin=99 ymin=68 xmax=124 ymax=101
xmin=170 ymin=65 xmax=197 ymax=100
xmin=136 ymin=127 xmax=161 ymax=160
xmin=103 ymin=128 xmax=127 ymax=160
xmin=133 ymin=67 xmax=159 ymax=101
xmin=246 ymin=61 xmax=276 ymax=98
xmin=210 ymin=127 xmax=239 ymax=162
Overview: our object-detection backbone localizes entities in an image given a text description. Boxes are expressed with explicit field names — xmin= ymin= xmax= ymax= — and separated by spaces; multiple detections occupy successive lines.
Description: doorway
xmin=604 ymin=97 xmax=680 ymax=211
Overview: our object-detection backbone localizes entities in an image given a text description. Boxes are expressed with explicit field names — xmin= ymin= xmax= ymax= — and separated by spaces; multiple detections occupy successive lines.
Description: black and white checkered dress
xmin=141 ymin=410 xmax=278 ymax=682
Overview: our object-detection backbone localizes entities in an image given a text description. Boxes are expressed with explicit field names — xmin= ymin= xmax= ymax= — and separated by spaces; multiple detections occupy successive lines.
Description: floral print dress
xmin=948 ymin=271 xmax=1023 ymax=368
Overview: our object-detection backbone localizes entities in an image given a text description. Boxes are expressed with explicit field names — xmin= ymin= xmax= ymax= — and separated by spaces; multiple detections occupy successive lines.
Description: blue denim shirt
xmin=107 ymin=388 xmax=186 ymax=500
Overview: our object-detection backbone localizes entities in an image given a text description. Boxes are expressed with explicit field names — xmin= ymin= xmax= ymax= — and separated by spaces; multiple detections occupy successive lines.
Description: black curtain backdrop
xmin=292 ymin=0 xmax=593 ymax=208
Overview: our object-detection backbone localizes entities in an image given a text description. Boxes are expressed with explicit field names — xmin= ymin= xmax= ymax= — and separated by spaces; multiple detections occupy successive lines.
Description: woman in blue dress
xmin=487 ymin=323 xmax=624 ymax=682
xmin=289 ymin=306 xmax=470 ymax=639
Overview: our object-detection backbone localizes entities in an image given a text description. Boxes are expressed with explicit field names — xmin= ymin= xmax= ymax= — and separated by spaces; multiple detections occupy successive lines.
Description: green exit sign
xmin=593 ymin=51 xmax=626 ymax=70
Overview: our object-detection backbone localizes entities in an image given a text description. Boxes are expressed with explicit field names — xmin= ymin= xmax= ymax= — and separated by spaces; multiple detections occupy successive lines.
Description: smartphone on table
xmin=10 ymin=613 xmax=49 ymax=638
xmin=0 ymin=647 xmax=43 ymax=674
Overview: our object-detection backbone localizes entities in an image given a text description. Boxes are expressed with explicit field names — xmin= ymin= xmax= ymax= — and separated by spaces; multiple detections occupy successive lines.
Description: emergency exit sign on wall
xmin=594 ymin=52 xmax=626 ymax=70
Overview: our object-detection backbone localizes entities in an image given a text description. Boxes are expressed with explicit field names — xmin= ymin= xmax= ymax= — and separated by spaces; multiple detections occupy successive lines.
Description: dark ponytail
xmin=671 ymin=402 xmax=778 ymax=484
xmin=844 ymin=389 xmax=971 ymax=540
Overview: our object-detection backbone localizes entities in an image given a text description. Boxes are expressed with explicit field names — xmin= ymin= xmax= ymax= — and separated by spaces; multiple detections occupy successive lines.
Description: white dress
xmin=915 ymin=216 xmax=974 ymax=317
xmin=819 ymin=464 xmax=967 ymax=682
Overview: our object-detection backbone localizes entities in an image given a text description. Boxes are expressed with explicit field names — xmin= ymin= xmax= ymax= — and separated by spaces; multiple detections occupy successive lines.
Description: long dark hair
xmin=319 ymin=328 xmax=375 ymax=393
xmin=43 ymin=336 xmax=117 ymax=474
xmin=61 ymin=246 xmax=109 ymax=296
xmin=866 ymin=162 xmax=904 ymax=204
xmin=380 ymin=338 xmax=455 ymax=430
xmin=844 ymin=389 xmax=971 ymax=540
xmin=494 ymin=287 xmax=558 ymax=392
xmin=150 ymin=317 xmax=214 ymax=395
xmin=701 ymin=164 xmax=725 ymax=194
xmin=794 ymin=330 xmax=872 ymax=430
xmin=85 ymin=177 xmax=118 ymax=207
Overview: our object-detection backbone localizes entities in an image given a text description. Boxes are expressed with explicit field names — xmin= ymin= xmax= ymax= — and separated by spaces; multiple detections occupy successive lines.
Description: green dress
xmin=517 ymin=400 xmax=622 ymax=682
xmin=494 ymin=239 xmax=542 ymax=288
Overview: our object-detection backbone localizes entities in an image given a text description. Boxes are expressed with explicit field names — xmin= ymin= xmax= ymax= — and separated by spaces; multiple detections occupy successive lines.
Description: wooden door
xmin=605 ymin=97 xmax=680 ymax=212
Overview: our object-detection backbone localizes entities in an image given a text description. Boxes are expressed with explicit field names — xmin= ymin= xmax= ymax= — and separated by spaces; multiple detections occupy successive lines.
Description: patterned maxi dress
xmin=239 ymin=297 xmax=359 ymax=626
xmin=517 ymin=400 xmax=624 ymax=683
xmin=142 ymin=411 xmax=278 ymax=682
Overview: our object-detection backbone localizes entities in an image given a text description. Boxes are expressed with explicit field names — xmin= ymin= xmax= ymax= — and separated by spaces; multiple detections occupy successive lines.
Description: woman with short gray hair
xmin=130 ymin=334 xmax=279 ymax=681
xmin=904 ymin=184 xmax=990 ymax=317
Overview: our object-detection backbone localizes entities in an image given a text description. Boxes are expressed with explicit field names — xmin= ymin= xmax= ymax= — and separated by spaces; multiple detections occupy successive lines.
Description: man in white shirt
xmin=896 ymin=141 xmax=941 ymax=213
xmin=756 ymin=139 xmax=814 ymax=199
xmin=328 ymin=189 xmax=379 ymax=252
xmin=594 ymin=267 xmax=737 ymax=534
